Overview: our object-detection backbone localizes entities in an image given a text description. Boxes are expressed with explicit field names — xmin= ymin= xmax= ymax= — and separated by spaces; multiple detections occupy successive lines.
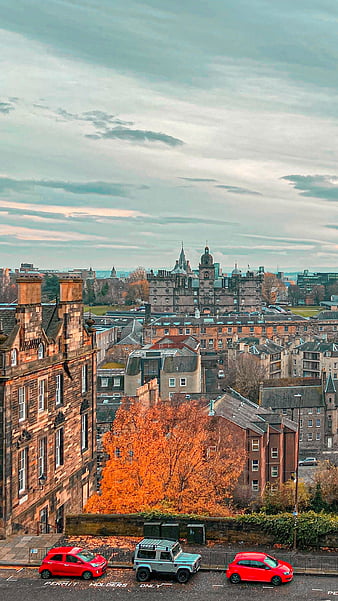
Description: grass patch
xmin=290 ymin=306 xmax=322 ymax=317
xmin=84 ymin=305 xmax=127 ymax=315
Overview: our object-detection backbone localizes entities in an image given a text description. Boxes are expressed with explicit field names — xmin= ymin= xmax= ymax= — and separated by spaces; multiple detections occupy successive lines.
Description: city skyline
xmin=2 ymin=2 xmax=338 ymax=270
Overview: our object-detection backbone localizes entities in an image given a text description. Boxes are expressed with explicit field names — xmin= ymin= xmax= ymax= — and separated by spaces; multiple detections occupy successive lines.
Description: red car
xmin=39 ymin=546 xmax=108 ymax=580
xmin=226 ymin=552 xmax=293 ymax=586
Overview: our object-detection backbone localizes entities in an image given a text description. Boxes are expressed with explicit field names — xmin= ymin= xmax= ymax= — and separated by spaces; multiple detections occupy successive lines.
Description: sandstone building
xmin=147 ymin=246 xmax=264 ymax=315
xmin=0 ymin=276 xmax=96 ymax=537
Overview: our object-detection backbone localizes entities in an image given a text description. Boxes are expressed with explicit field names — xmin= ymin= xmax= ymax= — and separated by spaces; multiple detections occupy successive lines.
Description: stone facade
xmin=0 ymin=276 xmax=96 ymax=537
xmin=147 ymin=246 xmax=264 ymax=315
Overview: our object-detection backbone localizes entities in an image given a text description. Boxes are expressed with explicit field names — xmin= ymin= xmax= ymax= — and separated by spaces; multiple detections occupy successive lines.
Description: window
xmin=66 ymin=555 xmax=80 ymax=563
xmin=180 ymin=378 xmax=186 ymax=386
xmin=38 ymin=437 xmax=47 ymax=479
xmin=115 ymin=447 xmax=121 ymax=458
xmin=238 ymin=327 xmax=242 ymax=333
xmin=317 ymin=407 xmax=321 ymax=414
xmin=308 ymin=408 xmax=313 ymax=414
xmin=282 ymin=408 xmax=288 ymax=415
xmin=169 ymin=378 xmax=176 ymax=387
xmin=208 ymin=338 xmax=214 ymax=347
xmin=252 ymin=480 xmax=259 ymax=491
xmin=252 ymin=439 xmax=259 ymax=451
xmin=164 ymin=328 xmax=169 ymax=335
xmin=55 ymin=428 xmax=64 ymax=468
xmin=327 ymin=437 xmax=333 ymax=449
xmin=271 ymin=466 xmax=278 ymax=477
xmin=207 ymin=445 xmax=217 ymax=458
xmin=81 ymin=364 xmax=88 ymax=394
xmin=300 ymin=418 xmax=303 ymax=428
xmin=81 ymin=413 xmax=88 ymax=451
xmin=137 ymin=549 xmax=156 ymax=559
xmin=113 ymin=377 xmax=121 ymax=387
xmin=316 ymin=419 xmax=320 ymax=428
xmin=316 ymin=432 xmax=321 ymax=441
xmin=18 ymin=447 xmax=28 ymax=493
xmin=228 ymin=327 xmax=232 ymax=333
xmin=299 ymin=432 xmax=303 ymax=442
xmin=185 ymin=328 xmax=190 ymax=334
xmin=38 ymin=379 xmax=46 ymax=411
xmin=101 ymin=377 xmax=108 ymax=387
xmin=38 ymin=343 xmax=44 ymax=359
xmin=252 ymin=459 xmax=259 ymax=471
xmin=201 ymin=327 xmax=206 ymax=334
xmin=308 ymin=432 xmax=313 ymax=441
xmin=308 ymin=419 xmax=313 ymax=427
xmin=11 ymin=349 xmax=17 ymax=366
xmin=160 ymin=552 xmax=171 ymax=561
xmin=179 ymin=328 xmax=183 ymax=334
xmin=18 ymin=387 xmax=26 ymax=422
xmin=271 ymin=447 xmax=278 ymax=458
xmin=50 ymin=554 xmax=63 ymax=562
xmin=56 ymin=374 xmax=63 ymax=406
xmin=200 ymin=339 xmax=206 ymax=348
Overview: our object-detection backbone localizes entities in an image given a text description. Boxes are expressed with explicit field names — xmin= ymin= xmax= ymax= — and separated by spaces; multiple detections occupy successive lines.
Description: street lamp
xmin=293 ymin=393 xmax=302 ymax=550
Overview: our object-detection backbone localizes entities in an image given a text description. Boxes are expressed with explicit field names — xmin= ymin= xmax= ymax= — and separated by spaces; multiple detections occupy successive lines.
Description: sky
xmin=2 ymin=1 xmax=338 ymax=273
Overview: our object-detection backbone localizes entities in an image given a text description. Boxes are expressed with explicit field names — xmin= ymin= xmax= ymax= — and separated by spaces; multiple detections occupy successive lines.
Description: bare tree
xmin=225 ymin=354 xmax=268 ymax=402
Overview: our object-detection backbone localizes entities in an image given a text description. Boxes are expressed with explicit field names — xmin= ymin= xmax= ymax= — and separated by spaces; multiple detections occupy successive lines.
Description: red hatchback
xmin=226 ymin=552 xmax=293 ymax=586
xmin=39 ymin=546 xmax=108 ymax=580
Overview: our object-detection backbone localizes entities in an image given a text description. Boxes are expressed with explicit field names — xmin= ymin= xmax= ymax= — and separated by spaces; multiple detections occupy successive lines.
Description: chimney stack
xmin=59 ymin=277 xmax=83 ymax=303
xmin=16 ymin=275 xmax=42 ymax=305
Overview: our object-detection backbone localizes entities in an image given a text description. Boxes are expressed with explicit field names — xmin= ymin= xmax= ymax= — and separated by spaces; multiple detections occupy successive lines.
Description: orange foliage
xmin=86 ymin=398 xmax=245 ymax=515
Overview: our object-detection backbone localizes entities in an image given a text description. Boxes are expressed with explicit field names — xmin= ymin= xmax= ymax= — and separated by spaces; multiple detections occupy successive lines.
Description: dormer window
xmin=38 ymin=343 xmax=44 ymax=360
xmin=11 ymin=349 xmax=18 ymax=367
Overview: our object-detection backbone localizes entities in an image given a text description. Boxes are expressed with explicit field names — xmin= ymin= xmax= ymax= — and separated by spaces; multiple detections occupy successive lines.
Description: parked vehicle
xmin=299 ymin=457 xmax=318 ymax=466
xmin=217 ymin=369 xmax=225 ymax=379
xmin=226 ymin=552 xmax=293 ymax=586
xmin=133 ymin=538 xmax=201 ymax=583
xmin=38 ymin=546 xmax=108 ymax=580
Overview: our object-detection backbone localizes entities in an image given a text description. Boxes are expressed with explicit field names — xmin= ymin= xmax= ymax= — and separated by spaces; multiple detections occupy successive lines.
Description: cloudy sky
xmin=2 ymin=1 xmax=338 ymax=272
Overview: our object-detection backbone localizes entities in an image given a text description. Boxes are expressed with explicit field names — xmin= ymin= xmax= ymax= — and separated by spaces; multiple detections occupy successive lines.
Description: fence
xmin=28 ymin=545 xmax=338 ymax=573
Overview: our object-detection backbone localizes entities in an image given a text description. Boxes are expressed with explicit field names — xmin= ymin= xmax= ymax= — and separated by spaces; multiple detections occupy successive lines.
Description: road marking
xmin=312 ymin=589 xmax=323 ymax=591
xmin=263 ymin=586 xmax=273 ymax=589
xmin=212 ymin=584 xmax=224 ymax=587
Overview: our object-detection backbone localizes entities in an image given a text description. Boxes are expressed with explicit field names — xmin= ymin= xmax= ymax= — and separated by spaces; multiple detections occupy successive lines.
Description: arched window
xmin=38 ymin=343 xmax=44 ymax=359
xmin=204 ymin=272 xmax=209 ymax=279
xmin=11 ymin=349 xmax=17 ymax=367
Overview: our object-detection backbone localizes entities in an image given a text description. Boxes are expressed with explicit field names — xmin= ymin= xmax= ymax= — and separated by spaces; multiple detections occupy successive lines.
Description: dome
xmin=200 ymin=246 xmax=213 ymax=266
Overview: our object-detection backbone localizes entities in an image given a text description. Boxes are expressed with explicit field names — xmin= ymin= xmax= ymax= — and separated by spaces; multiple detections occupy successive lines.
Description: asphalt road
xmin=0 ymin=567 xmax=337 ymax=601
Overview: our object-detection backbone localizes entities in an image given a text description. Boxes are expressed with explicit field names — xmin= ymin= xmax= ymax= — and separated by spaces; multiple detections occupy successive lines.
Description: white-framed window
xmin=207 ymin=445 xmax=217 ymax=458
xmin=316 ymin=407 xmax=321 ymax=414
xmin=308 ymin=408 xmax=313 ymax=414
xmin=38 ymin=343 xmax=44 ymax=359
xmin=180 ymin=378 xmax=186 ymax=386
xmin=113 ymin=377 xmax=121 ymax=387
xmin=18 ymin=387 xmax=26 ymax=422
xmin=308 ymin=432 xmax=313 ymax=441
xmin=271 ymin=447 xmax=278 ymax=458
xmin=316 ymin=432 xmax=321 ymax=440
xmin=56 ymin=374 xmax=63 ymax=406
xmin=316 ymin=419 xmax=321 ymax=427
xmin=271 ymin=466 xmax=278 ymax=478
xmin=252 ymin=480 xmax=259 ymax=492
xmin=299 ymin=432 xmax=303 ymax=441
xmin=169 ymin=378 xmax=176 ymax=387
xmin=81 ymin=364 xmax=88 ymax=394
xmin=164 ymin=329 xmax=169 ymax=335
xmin=185 ymin=328 xmax=190 ymax=334
xmin=252 ymin=439 xmax=259 ymax=451
xmin=38 ymin=437 xmax=47 ymax=479
xmin=327 ymin=436 xmax=333 ymax=449
xmin=282 ymin=408 xmax=287 ymax=415
xmin=18 ymin=447 xmax=28 ymax=493
xmin=218 ymin=339 xmax=223 ymax=348
xmin=252 ymin=459 xmax=259 ymax=471
xmin=38 ymin=379 xmax=46 ymax=411
xmin=55 ymin=428 xmax=64 ymax=468
xmin=101 ymin=377 xmax=109 ymax=388
xmin=11 ymin=349 xmax=17 ymax=366
xmin=308 ymin=419 xmax=313 ymax=427
xmin=81 ymin=413 xmax=88 ymax=451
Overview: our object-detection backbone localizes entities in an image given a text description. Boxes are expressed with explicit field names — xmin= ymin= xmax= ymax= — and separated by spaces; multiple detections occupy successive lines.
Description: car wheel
xmin=40 ymin=569 xmax=52 ymax=580
xmin=176 ymin=569 xmax=190 ymax=584
xmin=136 ymin=568 xmax=150 ymax=582
xmin=271 ymin=575 xmax=282 ymax=586
xmin=82 ymin=570 xmax=92 ymax=580
xmin=229 ymin=573 xmax=241 ymax=584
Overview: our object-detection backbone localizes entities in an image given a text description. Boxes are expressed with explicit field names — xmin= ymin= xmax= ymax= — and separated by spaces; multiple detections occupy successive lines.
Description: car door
xmin=236 ymin=560 xmax=254 ymax=580
xmin=250 ymin=560 xmax=271 ymax=582
xmin=47 ymin=553 xmax=65 ymax=576
xmin=157 ymin=551 xmax=174 ymax=574
xmin=65 ymin=554 xmax=85 ymax=577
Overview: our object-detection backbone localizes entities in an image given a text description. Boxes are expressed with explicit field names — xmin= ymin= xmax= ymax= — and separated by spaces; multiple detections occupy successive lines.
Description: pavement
xmin=0 ymin=533 xmax=336 ymax=577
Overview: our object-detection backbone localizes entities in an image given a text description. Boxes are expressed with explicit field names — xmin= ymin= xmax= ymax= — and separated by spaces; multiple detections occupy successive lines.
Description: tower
xmin=198 ymin=246 xmax=215 ymax=313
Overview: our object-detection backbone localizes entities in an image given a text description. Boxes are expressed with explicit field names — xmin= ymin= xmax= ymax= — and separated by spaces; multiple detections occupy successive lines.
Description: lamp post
xmin=293 ymin=393 xmax=302 ymax=550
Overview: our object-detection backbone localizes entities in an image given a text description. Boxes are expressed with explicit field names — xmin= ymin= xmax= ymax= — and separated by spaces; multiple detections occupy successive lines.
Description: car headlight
xmin=91 ymin=562 xmax=101 ymax=568
xmin=283 ymin=571 xmax=291 ymax=575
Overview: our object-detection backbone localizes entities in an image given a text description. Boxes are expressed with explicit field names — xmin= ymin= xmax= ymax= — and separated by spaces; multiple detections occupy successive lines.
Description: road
xmin=0 ymin=567 xmax=337 ymax=601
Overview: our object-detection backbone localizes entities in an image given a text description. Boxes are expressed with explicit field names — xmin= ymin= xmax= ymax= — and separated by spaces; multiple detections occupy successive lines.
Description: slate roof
xmin=311 ymin=311 xmax=338 ymax=321
xmin=117 ymin=320 xmax=143 ymax=345
xmin=296 ymin=341 xmax=338 ymax=353
xmin=249 ymin=340 xmax=284 ymax=356
xmin=261 ymin=384 xmax=324 ymax=409
xmin=325 ymin=372 xmax=336 ymax=394
xmin=0 ymin=303 xmax=61 ymax=345
xmin=97 ymin=400 xmax=121 ymax=424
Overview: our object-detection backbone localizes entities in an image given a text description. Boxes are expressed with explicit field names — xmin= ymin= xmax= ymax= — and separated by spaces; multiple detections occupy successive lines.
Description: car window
xmin=237 ymin=560 xmax=252 ymax=567
xmin=76 ymin=550 xmax=96 ymax=562
xmin=66 ymin=555 xmax=81 ymax=563
xmin=49 ymin=554 xmax=63 ymax=562
xmin=172 ymin=543 xmax=182 ymax=558
xmin=264 ymin=556 xmax=278 ymax=568
xmin=253 ymin=561 xmax=268 ymax=569
xmin=137 ymin=549 xmax=156 ymax=559
xmin=160 ymin=552 xmax=172 ymax=561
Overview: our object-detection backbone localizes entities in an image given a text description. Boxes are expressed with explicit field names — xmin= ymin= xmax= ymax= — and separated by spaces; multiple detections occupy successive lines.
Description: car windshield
xmin=264 ymin=556 xmax=278 ymax=568
xmin=76 ymin=550 xmax=96 ymax=562
xmin=172 ymin=543 xmax=182 ymax=558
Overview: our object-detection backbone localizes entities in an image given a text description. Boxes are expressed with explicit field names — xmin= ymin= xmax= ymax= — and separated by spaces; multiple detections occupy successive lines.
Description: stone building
xmin=147 ymin=246 xmax=264 ymax=315
xmin=0 ymin=275 xmax=96 ymax=537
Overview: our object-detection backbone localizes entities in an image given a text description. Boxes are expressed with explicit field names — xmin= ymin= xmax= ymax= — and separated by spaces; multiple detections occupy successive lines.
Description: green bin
xmin=143 ymin=521 xmax=162 ymax=538
xmin=161 ymin=523 xmax=180 ymax=540
xmin=187 ymin=523 xmax=206 ymax=545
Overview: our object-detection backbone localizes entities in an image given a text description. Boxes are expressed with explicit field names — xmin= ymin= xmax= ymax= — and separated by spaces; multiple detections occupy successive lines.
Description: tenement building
xmin=147 ymin=246 xmax=264 ymax=314
xmin=0 ymin=275 xmax=96 ymax=537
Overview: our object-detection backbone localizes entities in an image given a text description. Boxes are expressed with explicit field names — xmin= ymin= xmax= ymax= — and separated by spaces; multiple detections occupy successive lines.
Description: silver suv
xmin=133 ymin=538 xmax=201 ymax=583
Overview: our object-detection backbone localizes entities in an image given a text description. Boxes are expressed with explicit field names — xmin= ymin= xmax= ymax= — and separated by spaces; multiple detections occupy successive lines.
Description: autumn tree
xmin=288 ymin=284 xmax=302 ymax=306
xmin=262 ymin=273 xmax=286 ymax=305
xmin=311 ymin=461 xmax=338 ymax=511
xmin=224 ymin=354 xmax=268 ymax=402
xmin=125 ymin=267 xmax=149 ymax=305
xmin=86 ymin=398 xmax=245 ymax=515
